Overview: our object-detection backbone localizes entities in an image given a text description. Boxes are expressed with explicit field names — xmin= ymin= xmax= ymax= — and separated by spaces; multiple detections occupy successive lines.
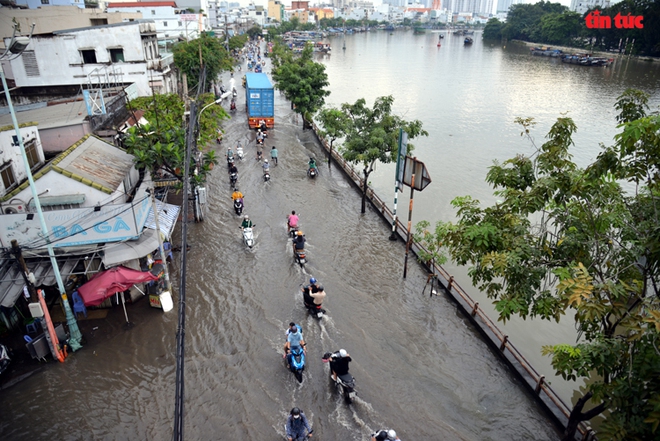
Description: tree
xmin=173 ymin=32 xmax=234 ymax=93
xmin=247 ymin=25 xmax=262 ymax=40
xmin=123 ymin=93 xmax=226 ymax=187
xmin=539 ymin=11 xmax=581 ymax=45
xmin=415 ymin=90 xmax=660 ymax=440
xmin=316 ymin=107 xmax=350 ymax=168
xmin=340 ymin=96 xmax=427 ymax=214
xmin=271 ymin=43 xmax=330 ymax=128
xmin=483 ymin=18 xmax=504 ymax=40
xmin=228 ymin=34 xmax=248 ymax=52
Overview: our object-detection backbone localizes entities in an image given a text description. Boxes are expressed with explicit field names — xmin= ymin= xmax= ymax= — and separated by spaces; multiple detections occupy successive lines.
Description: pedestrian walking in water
xmin=271 ymin=146 xmax=278 ymax=165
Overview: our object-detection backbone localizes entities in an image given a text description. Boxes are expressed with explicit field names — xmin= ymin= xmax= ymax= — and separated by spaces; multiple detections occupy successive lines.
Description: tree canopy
xmin=271 ymin=43 xmax=330 ymax=127
xmin=122 ymin=93 xmax=225 ymax=187
xmin=414 ymin=90 xmax=660 ymax=440
xmin=173 ymin=32 xmax=234 ymax=93
xmin=337 ymin=95 xmax=427 ymax=214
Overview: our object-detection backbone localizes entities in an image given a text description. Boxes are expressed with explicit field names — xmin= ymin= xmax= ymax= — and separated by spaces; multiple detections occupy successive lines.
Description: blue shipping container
xmin=245 ymin=73 xmax=274 ymax=128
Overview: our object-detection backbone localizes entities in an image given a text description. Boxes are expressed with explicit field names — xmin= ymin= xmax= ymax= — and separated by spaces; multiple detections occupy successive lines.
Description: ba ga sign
xmin=0 ymin=196 xmax=151 ymax=248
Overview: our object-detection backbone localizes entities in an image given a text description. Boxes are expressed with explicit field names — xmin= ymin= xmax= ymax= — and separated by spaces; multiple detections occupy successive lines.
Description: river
xmin=0 ymin=32 xmax=658 ymax=441
xmin=318 ymin=30 xmax=660 ymax=407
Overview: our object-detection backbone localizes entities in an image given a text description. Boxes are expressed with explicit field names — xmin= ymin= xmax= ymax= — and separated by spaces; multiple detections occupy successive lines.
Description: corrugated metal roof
xmin=53 ymin=136 xmax=134 ymax=191
xmin=144 ymin=200 xmax=180 ymax=240
xmin=245 ymin=73 xmax=273 ymax=90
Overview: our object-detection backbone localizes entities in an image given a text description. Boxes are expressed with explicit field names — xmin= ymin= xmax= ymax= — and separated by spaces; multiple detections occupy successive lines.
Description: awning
xmin=144 ymin=200 xmax=180 ymax=240
xmin=0 ymin=258 xmax=82 ymax=308
xmin=28 ymin=194 xmax=86 ymax=209
xmin=102 ymin=228 xmax=160 ymax=267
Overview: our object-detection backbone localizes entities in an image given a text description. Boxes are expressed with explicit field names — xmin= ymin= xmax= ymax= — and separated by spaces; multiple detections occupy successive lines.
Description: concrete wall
xmin=0 ymin=124 xmax=44 ymax=195
xmin=14 ymin=0 xmax=84 ymax=9
xmin=39 ymin=124 xmax=92 ymax=154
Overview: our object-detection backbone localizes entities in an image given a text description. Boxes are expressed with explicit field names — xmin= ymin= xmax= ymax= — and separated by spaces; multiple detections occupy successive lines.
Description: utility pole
xmin=225 ymin=14 xmax=229 ymax=51
xmin=10 ymin=239 xmax=38 ymax=303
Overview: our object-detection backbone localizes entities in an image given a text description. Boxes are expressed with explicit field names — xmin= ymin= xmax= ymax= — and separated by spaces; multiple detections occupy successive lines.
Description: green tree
xmin=173 ymin=32 xmax=234 ymax=93
xmin=247 ymin=25 xmax=262 ymax=39
xmin=503 ymin=1 xmax=568 ymax=42
xmin=271 ymin=43 xmax=330 ymax=128
xmin=228 ymin=34 xmax=248 ymax=52
xmin=539 ymin=11 xmax=581 ymax=45
xmin=415 ymin=91 xmax=660 ymax=441
xmin=123 ymin=94 xmax=226 ymax=187
xmin=340 ymin=96 xmax=427 ymax=214
xmin=483 ymin=18 xmax=504 ymax=40
xmin=316 ymin=107 xmax=350 ymax=168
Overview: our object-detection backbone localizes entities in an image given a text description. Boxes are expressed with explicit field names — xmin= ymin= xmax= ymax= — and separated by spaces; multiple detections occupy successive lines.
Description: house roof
xmin=0 ymin=100 xmax=88 ymax=131
xmin=1 ymin=135 xmax=134 ymax=202
xmin=107 ymin=1 xmax=177 ymax=7
xmin=406 ymin=7 xmax=431 ymax=12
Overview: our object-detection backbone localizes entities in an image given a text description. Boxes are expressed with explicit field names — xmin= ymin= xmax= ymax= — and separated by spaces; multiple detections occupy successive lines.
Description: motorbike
xmin=236 ymin=146 xmax=244 ymax=161
xmin=227 ymin=156 xmax=235 ymax=170
xmin=287 ymin=346 xmax=306 ymax=383
xmin=294 ymin=247 xmax=306 ymax=267
xmin=230 ymin=100 xmax=236 ymax=113
xmin=232 ymin=88 xmax=237 ymax=98
xmin=263 ymin=169 xmax=270 ymax=182
xmin=241 ymin=226 xmax=255 ymax=248
xmin=288 ymin=225 xmax=299 ymax=238
xmin=0 ymin=344 xmax=11 ymax=376
xmin=322 ymin=352 xmax=357 ymax=403
xmin=229 ymin=171 xmax=238 ymax=186
xmin=307 ymin=167 xmax=317 ymax=179
xmin=305 ymin=301 xmax=325 ymax=319
xmin=234 ymin=198 xmax=243 ymax=215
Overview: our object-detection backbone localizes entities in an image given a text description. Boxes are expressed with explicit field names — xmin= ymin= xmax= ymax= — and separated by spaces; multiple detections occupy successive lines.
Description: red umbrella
xmin=78 ymin=266 xmax=159 ymax=307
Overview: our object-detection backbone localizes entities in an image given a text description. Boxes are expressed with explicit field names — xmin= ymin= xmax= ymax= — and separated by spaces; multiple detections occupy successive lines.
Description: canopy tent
xmin=77 ymin=266 xmax=158 ymax=307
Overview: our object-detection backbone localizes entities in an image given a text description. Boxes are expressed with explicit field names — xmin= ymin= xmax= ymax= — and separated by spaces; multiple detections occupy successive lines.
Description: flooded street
xmin=0 ymin=60 xmax=559 ymax=440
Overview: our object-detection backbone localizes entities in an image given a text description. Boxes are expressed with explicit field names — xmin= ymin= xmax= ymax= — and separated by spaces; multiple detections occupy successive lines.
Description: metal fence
xmin=310 ymin=121 xmax=596 ymax=441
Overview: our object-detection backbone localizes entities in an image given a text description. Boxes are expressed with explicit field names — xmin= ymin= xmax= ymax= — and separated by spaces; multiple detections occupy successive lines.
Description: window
xmin=151 ymin=10 xmax=156 ymax=15
xmin=81 ymin=49 xmax=97 ymax=64
xmin=0 ymin=163 xmax=16 ymax=190
xmin=109 ymin=48 xmax=125 ymax=62
xmin=24 ymin=140 xmax=41 ymax=169
xmin=91 ymin=18 xmax=108 ymax=26
xmin=41 ymin=0 xmax=49 ymax=3
xmin=178 ymin=21 xmax=182 ymax=26
xmin=163 ymin=21 xmax=168 ymax=27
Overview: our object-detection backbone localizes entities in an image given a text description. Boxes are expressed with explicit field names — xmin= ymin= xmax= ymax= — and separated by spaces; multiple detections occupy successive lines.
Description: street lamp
xmin=1 ymin=25 xmax=83 ymax=352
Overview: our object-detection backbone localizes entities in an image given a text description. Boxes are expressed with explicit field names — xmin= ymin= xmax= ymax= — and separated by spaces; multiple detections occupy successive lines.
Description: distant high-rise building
xmin=570 ymin=0 xmax=610 ymax=15
xmin=496 ymin=0 xmax=525 ymax=14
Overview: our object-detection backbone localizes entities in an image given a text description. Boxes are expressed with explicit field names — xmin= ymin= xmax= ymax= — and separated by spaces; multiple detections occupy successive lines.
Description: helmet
xmin=339 ymin=349 xmax=347 ymax=358
xmin=264 ymin=159 xmax=269 ymax=163
xmin=296 ymin=231 xmax=303 ymax=236
xmin=387 ymin=430 xmax=397 ymax=440
xmin=310 ymin=278 xmax=317 ymax=284
xmin=234 ymin=187 xmax=239 ymax=191
xmin=291 ymin=407 xmax=300 ymax=416
xmin=244 ymin=215 xmax=249 ymax=220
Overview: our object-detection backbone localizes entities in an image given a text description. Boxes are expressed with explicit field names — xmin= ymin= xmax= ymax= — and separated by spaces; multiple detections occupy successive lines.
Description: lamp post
xmin=1 ymin=26 xmax=83 ymax=351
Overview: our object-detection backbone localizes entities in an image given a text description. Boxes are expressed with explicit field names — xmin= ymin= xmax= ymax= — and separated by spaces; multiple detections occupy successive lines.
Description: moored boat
xmin=561 ymin=53 xmax=613 ymax=67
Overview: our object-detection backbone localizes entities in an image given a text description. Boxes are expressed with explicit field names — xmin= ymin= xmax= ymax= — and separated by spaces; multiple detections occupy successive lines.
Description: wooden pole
xmin=403 ymin=173 xmax=415 ymax=278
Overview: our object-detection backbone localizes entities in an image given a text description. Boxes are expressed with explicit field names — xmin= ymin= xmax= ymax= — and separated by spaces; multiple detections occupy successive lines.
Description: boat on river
xmin=561 ymin=53 xmax=614 ymax=67
xmin=530 ymin=46 xmax=563 ymax=57
xmin=464 ymin=37 xmax=473 ymax=45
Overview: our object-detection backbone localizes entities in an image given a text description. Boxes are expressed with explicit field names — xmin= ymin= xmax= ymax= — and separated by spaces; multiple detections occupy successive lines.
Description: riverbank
xmin=512 ymin=39 xmax=660 ymax=62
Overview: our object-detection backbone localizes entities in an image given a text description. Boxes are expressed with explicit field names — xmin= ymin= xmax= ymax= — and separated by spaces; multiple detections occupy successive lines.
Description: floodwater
xmin=1 ymin=32 xmax=658 ymax=440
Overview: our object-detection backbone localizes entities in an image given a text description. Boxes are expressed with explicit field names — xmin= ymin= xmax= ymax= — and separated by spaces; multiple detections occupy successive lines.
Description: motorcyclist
xmin=285 ymin=407 xmax=313 ymax=441
xmin=292 ymin=230 xmax=306 ymax=254
xmin=284 ymin=325 xmax=306 ymax=358
xmin=262 ymin=159 xmax=270 ymax=175
xmin=308 ymin=157 xmax=317 ymax=171
xmin=328 ymin=349 xmax=351 ymax=382
xmin=241 ymin=214 xmax=253 ymax=229
xmin=371 ymin=429 xmax=400 ymax=441
xmin=230 ymin=99 xmax=236 ymax=111
xmin=228 ymin=163 xmax=238 ymax=178
xmin=287 ymin=210 xmax=299 ymax=234
xmin=285 ymin=322 xmax=303 ymax=337
xmin=232 ymin=187 xmax=243 ymax=201
xmin=302 ymin=278 xmax=325 ymax=309
xmin=226 ymin=147 xmax=234 ymax=161
xmin=256 ymin=130 xmax=265 ymax=143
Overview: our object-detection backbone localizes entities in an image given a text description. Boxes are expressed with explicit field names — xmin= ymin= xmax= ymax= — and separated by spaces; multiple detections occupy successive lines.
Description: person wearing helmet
xmin=292 ymin=230 xmax=306 ymax=253
xmin=308 ymin=157 xmax=317 ymax=171
xmin=371 ymin=429 xmax=399 ymax=441
xmin=262 ymin=158 xmax=270 ymax=174
xmin=231 ymin=187 xmax=243 ymax=201
xmin=329 ymin=348 xmax=351 ymax=382
xmin=287 ymin=210 xmax=299 ymax=234
xmin=241 ymin=214 xmax=253 ymax=229
xmin=283 ymin=325 xmax=306 ymax=358
xmin=302 ymin=278 xmax=325 ymax=310
xmin=285 ymin=407 xmax=312 ymax=441
xmin=285 ymin=322 xmax=303 ymax=337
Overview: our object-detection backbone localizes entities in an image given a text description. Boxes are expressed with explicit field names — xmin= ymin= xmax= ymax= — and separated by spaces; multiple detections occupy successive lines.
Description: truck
xmin=244 ymin=73 xmax=274 ymax=129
